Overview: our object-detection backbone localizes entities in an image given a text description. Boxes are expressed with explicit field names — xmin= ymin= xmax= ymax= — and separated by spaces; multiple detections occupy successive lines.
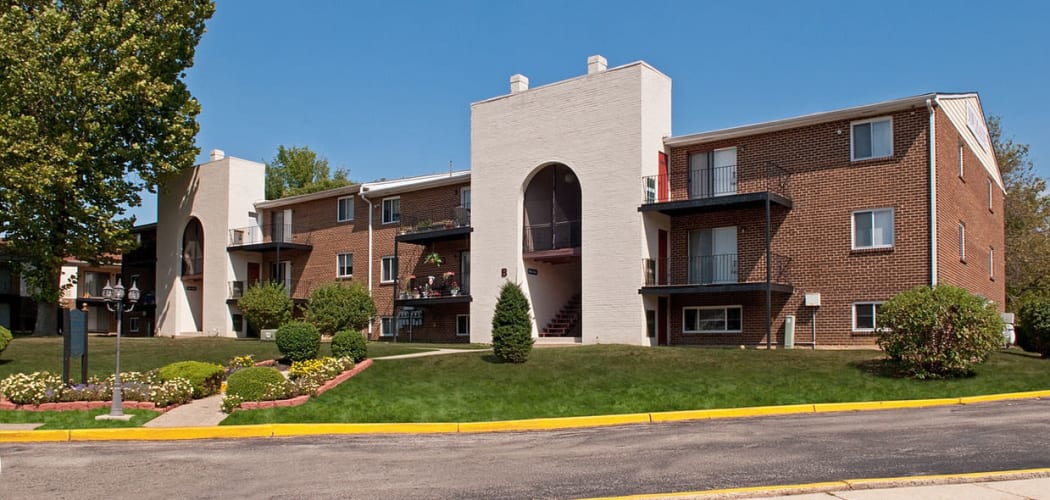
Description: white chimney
xmin=210 ymin=149 xmax=225 ymax=161
xmin=587 ymin=55 xmax=607 ymax=74
xmin=510 ymin=74 xmax=529 ymax=93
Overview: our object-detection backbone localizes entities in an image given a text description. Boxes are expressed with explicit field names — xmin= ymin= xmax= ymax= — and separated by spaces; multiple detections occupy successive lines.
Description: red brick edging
xmin=235 ymin=358 xmax=373 ymax=411
xmin=0 ymin=398 xmax=181 ymax=413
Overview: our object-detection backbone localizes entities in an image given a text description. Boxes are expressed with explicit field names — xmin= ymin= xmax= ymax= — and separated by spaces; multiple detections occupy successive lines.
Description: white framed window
xmin=851 ymin=116 xmax=893 ymax=161
xmin=852 ymin=208 xmax=894 ymax=249
xmin=958 ymin=142 xmax=965 ymax=179
xmin=460 ymin=187 xmax=471 ymax=210
xmin=958 ymin=222 xmax=966 ymax=262
xmin=987 ymin=179 xmax=993 ymax=211
xmin=990 ymin=247 xmax=995 ymax=280
xmin=380 ymin=256 xmax=396 ymax=283
xmin=456 ymin=315 xmax=470 ymax=336
xmin=380 ymin=317 xmax=394 ymax=337
xmin=337 ymin=196 xmax=354 ymax=222
xmin=382 ymin=197 xmax=400 ymax=224
xmin=683 ymin=306 xmax=742 ymax=334
xmin=337 ymin=253 xmax=353 ymax=278
xmin=853 ymin=302 xmax=883 ymax=332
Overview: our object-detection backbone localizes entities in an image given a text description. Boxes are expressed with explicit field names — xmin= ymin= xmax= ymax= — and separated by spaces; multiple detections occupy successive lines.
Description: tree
xmin=265 ymin=145 xmax=351 ymax=199
xmin=302 ymin=282 xmax=376 ymax=335
xmin=0 ymin=0 xmax=215 ymax=335
xmin=989 ymin=117 xmax=1050 ymax=308
xmin=237 ymin=282 xmax=293 ymax=332
xmin=491 ymin=282 xmax=534 ymax=363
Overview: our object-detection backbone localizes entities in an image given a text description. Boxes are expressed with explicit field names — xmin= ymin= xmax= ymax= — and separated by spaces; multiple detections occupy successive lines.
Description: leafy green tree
xmin=0 ymin=0 xmax=214 ymax=335
xmin=303 ymin=282 xmax=376 ymax=335
xmin=989 ymin=117 xmax=1050 ymax=308
xmin=265 ymin=145 xmax=351 ymax=199
xmin=1016 ymin=297 xmax=1050 ymax=358
xmin=491 ymin=282 xmax=534 ymax=363
xmin=877 ymin=285 xmax=1004 ymax=379
xmin=237 ymin=282 xmax=293 ymax=331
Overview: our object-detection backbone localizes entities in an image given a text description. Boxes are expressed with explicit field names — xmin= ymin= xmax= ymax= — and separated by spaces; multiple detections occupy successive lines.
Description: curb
xmin=580 ymin=467 xmax=1050 ymax=499
xmin=2 ymin=389 xmax=1049 ymax=443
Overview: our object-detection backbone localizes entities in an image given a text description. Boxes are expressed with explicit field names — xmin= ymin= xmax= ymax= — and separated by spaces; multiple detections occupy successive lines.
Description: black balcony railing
xmin=229 ymin=223 xmax=311 ymax=247
xmin=688 ymin=253 xmax=738 ymax=285
xmin=398 ymin=206 xmax=471 ymax=236
xmin=642 ymin=163 xmax=791 ymax=204
xmin=642 ymin=253 xmax=792 ymax=287
xmin=523 ymin=220 xmax=581 ymax=253
xmin=642 ymin=257 xmax=668 ymax=286
xmin=228 ymin=281 xmax=245 ymax=300
xmin=396 ymin=271 xmax=468 ymax=299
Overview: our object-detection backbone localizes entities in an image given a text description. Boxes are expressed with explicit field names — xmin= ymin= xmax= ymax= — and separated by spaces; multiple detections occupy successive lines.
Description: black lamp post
xmin=99 ymin=278 xmax=139 ymax=419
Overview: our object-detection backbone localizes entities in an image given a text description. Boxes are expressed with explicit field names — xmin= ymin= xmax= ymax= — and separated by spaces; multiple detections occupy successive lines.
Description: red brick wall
xmin=667 ymin=108 xmax=933 ymax=346
xmin=934 ymin=108 xmax=1006 ymax=309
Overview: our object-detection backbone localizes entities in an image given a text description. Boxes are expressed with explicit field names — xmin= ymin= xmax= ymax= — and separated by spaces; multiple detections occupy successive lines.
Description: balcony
xmin=227 ymin=224 xmax=312 ymax=252
xmin=640 ymin=164 xmax=792 ymax=215
xmin=394 ymin=272 xmax=471 ymax=307
xmin=228 ymin=281 xmax=245 ymax=300
xmin=640 ymin=253 xmax=793 ymax=295
xmin=396 ymin=206 xmax=472 ymax=243
xmin=523 ymin=220 xmax=581 ymax=263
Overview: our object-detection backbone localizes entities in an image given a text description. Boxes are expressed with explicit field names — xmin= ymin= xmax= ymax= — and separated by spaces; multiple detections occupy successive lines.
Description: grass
xmin=221 ymin=345 xmax=1050 ymax=425
xmin=0 ymin=408 xmax=160 ymax=429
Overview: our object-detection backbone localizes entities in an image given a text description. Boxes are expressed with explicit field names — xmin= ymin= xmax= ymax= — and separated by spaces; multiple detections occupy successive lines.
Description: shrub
xmin=491 ymin=282 xmax=534 ymax=363
xmin=158 ymin=361 xmax=226 ymax=398
xmin=877 ymin=284 xmax=1004 ymax=378
xmin=1017 ymin=299 xmax=1050 ymax=357
xmin=275 ymin=321 xmax=321 ymax=362
xmin=332 ymin=329 xmax=367 ymax=362
xmin=237 ymin=282 xmax=293 ymax=331
xmin=0 ymin=325 xmax=12 ymax=356
xmin=224 ymin=366 xmax=290 ymax=403
xmin=303 ymin=282 xmax=376 ymax=335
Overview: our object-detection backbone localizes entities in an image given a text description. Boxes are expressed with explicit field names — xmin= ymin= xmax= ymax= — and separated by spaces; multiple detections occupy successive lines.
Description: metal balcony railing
xmin=228 ymin=223 xmax=311 ymax=247
xmin=523 ymin=220 xmax=581 ymax=253
xmin=642 ymin=163 xmax=791 ymax=204
xmin=396 ymin=271 xmax=468 ymax=299
xmin=228 ymin=281 xmax=245 ymax=300
xmin=398 ymin=206 xmax=471 ymax=236
xmin=642 ymin=253 xmax=792 ymax=287
xmin=688 ymin=253 xmax=739 ymax=285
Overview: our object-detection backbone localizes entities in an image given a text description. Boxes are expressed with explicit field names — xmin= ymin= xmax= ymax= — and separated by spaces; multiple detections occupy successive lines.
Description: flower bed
xmin=227 ymin=358 xmax=372 ymax=412
xmin=0 ymin=371 xmax=192 ymax=412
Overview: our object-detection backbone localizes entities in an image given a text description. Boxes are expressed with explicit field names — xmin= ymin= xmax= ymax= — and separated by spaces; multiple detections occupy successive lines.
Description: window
xmin=851 ymin=117 xmax=893 ymax=161
xmin=456 ymin=315 xmax=470 ymax=337
xmin=382 ymin=197 xmax=400 ymax=224
xmin=958 ymin=222 xmax=966 ymax=262
xmin=688 ymin=147 xmax=737 ymax=198
xmin=852 ymin=208 xmax=894 ymax=249
xmin=82 ymin=271 xmax=110 ymax=297
xmin=381 ymin=256 xmax=396 ymax=283
xmin=337 ymin=196 xmax=354 ymax=222
xmin=646 ymin=310 xmax=656 ymax=338
xmin=380 ymin=317 xmax=394 ymax=337
xmin=988 ymin=179 xmax=993 ymax=211
xmin=460 ymin=187 xmax=471 ymax=210
xmin=337 ymin=253 xmax=353 ymax=278
xmin=683 ymin=306 xmax=742 ymax=333
xmin=232 ymin=314 xmax=243 ymax=332
xmin=990 ymin=247 xmax=995 ymax=280
xmin=853 ymin=302 xmax=883 ymax=332
xmin=688 ymin=226 xmax=737 ymax=284
xmin=958 ymin=141 xmax=965 ymax=179
xmin=128 ymin=317 xmax=141 ymax=333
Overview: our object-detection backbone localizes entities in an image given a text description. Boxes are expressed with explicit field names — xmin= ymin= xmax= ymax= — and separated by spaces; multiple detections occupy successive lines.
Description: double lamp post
xmin=96 ymin=278 xmax=139 ymax=420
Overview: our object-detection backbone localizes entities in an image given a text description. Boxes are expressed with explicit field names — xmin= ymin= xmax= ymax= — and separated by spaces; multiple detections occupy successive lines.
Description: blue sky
xmin=131 ymin=0 xmax=1049 ymax=223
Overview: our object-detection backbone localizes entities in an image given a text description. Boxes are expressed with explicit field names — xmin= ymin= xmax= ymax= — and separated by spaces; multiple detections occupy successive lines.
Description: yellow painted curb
xmin=458 ymin=413 xmax=652 ymax=433
xmin=650 ymin=404 xmax=814 ymax=423
xmin=272 ymin=422 xmax=458 ymax=436
xmin=0 ymin=429 xmax=70 ymax=442
xmin=70 ymin=425 xmax=274 ymax=441
xmin=959 ymin=390 xmax=1050 ymax=404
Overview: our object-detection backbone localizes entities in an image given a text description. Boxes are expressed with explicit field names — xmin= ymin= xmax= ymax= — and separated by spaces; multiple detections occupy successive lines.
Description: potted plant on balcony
xmin=448 ymin=280 xmax=461 ymax=296
xmin=423 ymin=251 xmax=444 ymax=266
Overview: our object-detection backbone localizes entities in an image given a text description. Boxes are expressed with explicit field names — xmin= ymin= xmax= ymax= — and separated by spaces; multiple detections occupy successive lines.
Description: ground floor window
xmin=852 ymin=302 xmax=883 ymax=332
xmin=683 ymin=306 xmax=741 ymax=333
xmin=646 ymin=310 xmax=656 ymax=337
xmin=380 ymin=317 xmax=394 ymax=337
xmin=128 ymin=317 xmax=140 ymax=333
xmin=456 ymin=314 xmax=469 ymax=336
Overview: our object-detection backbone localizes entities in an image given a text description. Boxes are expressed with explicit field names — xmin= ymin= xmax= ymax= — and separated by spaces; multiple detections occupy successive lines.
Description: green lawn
xmin=221 ymin=345 xmax=1050 ymax=425
xmin=0 ymin=408 xmax=160 ymax=429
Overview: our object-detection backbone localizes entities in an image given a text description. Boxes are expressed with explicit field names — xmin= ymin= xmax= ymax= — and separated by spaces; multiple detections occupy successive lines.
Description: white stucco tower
xmin=470 ymin=56 xmax=672 ymax=345
xmin=156 ymin=150 xmax=265 ymax=337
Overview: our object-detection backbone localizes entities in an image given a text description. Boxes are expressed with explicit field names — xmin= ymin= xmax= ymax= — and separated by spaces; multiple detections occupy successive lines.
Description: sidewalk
xmin=691 ymin=475 xmax=1050 ymax=500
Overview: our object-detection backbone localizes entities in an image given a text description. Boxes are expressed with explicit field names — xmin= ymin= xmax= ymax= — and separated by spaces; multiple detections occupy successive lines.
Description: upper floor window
xmin=182 ymin=218 xmax=204 ymax=276
xmin=958 ymin=141 xmax=965 ymax=179
xmin=988 ymin=179 xmax=994 ymax=211
xmin=380 ymin=256 xmax=396 ymax=283
xmin=382 ymin=197 xmax=400 ymax=224
xmin=958 ymin=222 xmax=966 ymax=262
xmin=337 ymin=196 xmax=354 ymax=222
xmin=337 ymin=253 xmax=353 ymax=278
xmin=460 ymin=187 xmax=471 ymax=210
xmin=852 ymin=208 xmax=894 ymax=250
xmin=851 ymin=117 xmax=893 ymax=161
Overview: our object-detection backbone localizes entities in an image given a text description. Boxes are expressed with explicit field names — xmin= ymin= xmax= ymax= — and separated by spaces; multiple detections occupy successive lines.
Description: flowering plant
xmin=0 ymin=370 xmax=192 ymax=406
xmin=442 ymin=271 xmax=455 ymax=281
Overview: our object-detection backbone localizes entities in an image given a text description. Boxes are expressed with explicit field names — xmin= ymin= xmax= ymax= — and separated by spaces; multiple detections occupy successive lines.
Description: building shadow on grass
xmin=850 ymin=358 xmax=913 ymax=379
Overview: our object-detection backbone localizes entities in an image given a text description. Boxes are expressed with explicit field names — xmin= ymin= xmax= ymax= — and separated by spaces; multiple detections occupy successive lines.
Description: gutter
xmin=926 ymin=97 xmax=938 ymax=287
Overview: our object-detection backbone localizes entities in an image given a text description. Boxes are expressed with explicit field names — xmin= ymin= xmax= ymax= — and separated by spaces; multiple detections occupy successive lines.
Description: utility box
xmin=804 ymin=293 xmax=821 ymax=307
xmin=784 ymin=315 xmax=795 ymax=349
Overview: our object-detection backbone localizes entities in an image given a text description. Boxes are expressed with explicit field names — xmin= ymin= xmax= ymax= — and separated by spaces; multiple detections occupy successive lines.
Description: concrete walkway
xmin=371 ymin=348 xmax=489 ymax=360
xmin=749 ymin=476 xmax=1050 ymax=500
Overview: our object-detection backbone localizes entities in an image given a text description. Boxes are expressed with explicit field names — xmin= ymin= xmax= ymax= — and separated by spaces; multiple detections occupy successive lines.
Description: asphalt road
xmin=2 ymin=399 xmax=1050 ymax=499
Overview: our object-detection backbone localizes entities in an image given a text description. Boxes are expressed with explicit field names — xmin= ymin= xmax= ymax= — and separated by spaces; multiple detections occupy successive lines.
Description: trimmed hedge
xmin=331 ymin=330 xmax=367 ymax=362
xmin=0 ymin=325 xmax=11 ymax=356
xmin=158 ymin=361 xmax=225 ymax=398
xmin=224 ymin=366 xmax=289 ymax=402
xmin=275 ymin=321 xmax=321 ymax=362
xmin=1017 ymin=299 xmax=1050 ymax=358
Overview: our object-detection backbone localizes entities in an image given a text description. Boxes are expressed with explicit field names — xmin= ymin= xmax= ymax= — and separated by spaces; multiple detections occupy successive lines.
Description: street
xmin=2 ymin=399 xmax=1050 ymax=499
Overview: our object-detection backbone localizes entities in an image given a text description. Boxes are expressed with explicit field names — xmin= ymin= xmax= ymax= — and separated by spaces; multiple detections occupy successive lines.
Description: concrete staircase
xmin=540 ymin=294 xmax=581 ymax=337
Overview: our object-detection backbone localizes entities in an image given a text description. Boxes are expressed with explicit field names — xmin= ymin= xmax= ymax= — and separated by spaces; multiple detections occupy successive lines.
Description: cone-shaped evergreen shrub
xmin=491 ymin=282 xmax=534 ymax=363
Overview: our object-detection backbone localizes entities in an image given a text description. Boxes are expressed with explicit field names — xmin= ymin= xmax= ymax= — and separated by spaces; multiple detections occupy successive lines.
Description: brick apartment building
xmin=154 ymin=56 xmax=1003 ymax=347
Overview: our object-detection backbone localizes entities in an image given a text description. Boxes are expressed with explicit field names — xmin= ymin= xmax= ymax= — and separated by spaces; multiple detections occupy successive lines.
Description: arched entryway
xmin=522 ymin=163 xmax=582 ymax=338
xmin=181 ymin=218 xmax=204 ymax=332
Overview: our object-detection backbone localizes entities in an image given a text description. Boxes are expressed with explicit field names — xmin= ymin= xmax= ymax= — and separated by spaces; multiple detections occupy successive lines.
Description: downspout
xmin=359 ymin=188 xmax=374 ymax=337
xmin=926 ymin=98 xmax=938 ymax=287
